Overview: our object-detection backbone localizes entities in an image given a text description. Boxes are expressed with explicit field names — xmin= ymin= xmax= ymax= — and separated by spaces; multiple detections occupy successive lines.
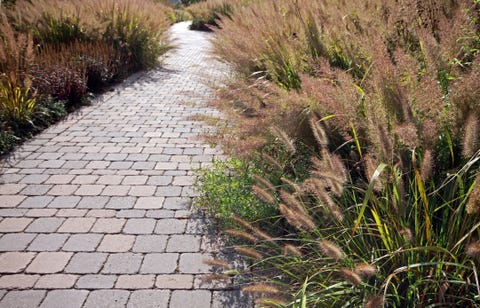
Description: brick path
xmin=0 ymin=22 xmax=250 ymax=307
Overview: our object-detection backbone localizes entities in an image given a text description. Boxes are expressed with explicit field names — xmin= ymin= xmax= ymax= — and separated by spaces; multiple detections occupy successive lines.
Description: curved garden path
xmin=0 ymin=22 xmax=250 ymax=307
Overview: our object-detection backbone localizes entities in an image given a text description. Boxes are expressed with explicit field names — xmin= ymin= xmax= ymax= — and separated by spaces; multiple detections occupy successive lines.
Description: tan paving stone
xmin=0 ymin=274 xmax=40 ymax=289
xmin=0 ymin=252 xmax=36 ymax=273
xmin=58 ymin=217 xmax=96 ymax=233
xmin=34 ymin=274 xmax=78 ymax=289
xmin=97 ymin=234 xmax=135 ymax=252
xmin=115 ymin=275 xmax=155 ymax=289
xmin=26 ymin=252 xmax=73 ymax=273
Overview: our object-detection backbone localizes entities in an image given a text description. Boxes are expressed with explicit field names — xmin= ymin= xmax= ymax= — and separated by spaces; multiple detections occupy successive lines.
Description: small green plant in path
xmin=195 ymin=158 xmax=277 ymax=228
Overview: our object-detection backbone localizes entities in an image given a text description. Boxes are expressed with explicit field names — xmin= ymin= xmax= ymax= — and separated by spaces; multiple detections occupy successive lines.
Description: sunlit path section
xmin=0 ymin=22 xmax=250 ymax=307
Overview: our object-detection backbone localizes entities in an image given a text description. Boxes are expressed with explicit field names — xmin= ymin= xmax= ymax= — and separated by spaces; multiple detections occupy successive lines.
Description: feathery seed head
xmin=202 ymin=259 xmax=230 ymax=269
xmin=242 ymin=284 xmax=281 ymax=294
xmin=283 ymin=244 xmax=303 ymax=257
xmin=225 ymin=229 xmax=257 ymax=243
xmin=252 ymin=185 xmax=276 ymax=204
xmin=234 ymin=246 xmax=263 ymax=259
xmin=318 ymin=239 xmax=344 ymax=260
xmin=466 ymin=171 xmax=480 ymax=215
xmin=340 ymin=268 xmax=362 ymax=285
xmin=466 ymin=241 xmax=480 ymax=260
xmin=354 ymin=263 xmax=378 ymax=277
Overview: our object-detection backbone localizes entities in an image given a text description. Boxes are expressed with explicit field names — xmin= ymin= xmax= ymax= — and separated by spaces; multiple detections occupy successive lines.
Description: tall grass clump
xmin=194 ymin=0 xmax=480 ymax=306
xmin=0 ymin=0 xmax=172 ymax=155
xmin=224 ymin=126 xmax=480 ymax=306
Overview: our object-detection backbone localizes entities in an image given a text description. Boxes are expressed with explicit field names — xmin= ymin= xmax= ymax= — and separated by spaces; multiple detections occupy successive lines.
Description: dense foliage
xmin=194 ymin=0 xmax=480 ymax=306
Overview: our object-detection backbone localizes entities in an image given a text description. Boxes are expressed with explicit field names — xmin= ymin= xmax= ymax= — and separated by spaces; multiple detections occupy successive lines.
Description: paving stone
xmin=26 ymin=252 xmax=73 ymax=273
xmin=0 ymin=274 xmax=40 ymax=289
xmin=0 ymin=217 xmax=33 ymax=232
xmin=0 ymin=233 xmax=36 ymax=251
xmin=155 ymin=219 xmax=187 ymax=234
xmin=0 ymin=208 xmax=28 ymax=216
xmin=172 ymin=176 xmax=196 ymax=186
xmin=134 ymin=197 xmax=164 ymax=209
xmin=116 ymin=209 xmax=146 ymax=218
xmin=75 ymin=185 xmax=105 ymax=196
xmin=48 ymin=185 xmax=79 ymax=196
xmin=18 ymin=196 xmax=54 ymax=208
xmin=87 ymin=209 xmax=116 ymax=218
xmin=77 ymin=196 xmax=110 ymax=209
xmin=132 ymin=235 xmax=167 ymax=253
xmin=0 ymin=290 xmax=46 ymax=308
xmin=193 ymin=275 xmax=231 ymax=290
xmin=83 ymin=290 xmax=130 ymax=308
xmin=40 ymin=290 xmax=88 ymax=308
xmin=115 ymin=274 xmax=155 ymax=289
xmin=122 ymin=175 xmax=148 ymax=185
xmin=155 ymin=274 xmax=194 ymax=289
xmin=26 ymin=209 xmax=57 ymax=217
xmin=91 ymin=218 xmax=126 ymax=233
xmin=0 ymin=252 xmax=36 ymax=273
xmin=105 ymin=196 xmax=136 ymax=209
xmin=166 ymin=235 xmax=202 ymax=252
xmin=129 ymin=185 xmax=156 ymax=196
xmin=25 ymin=217 xmax=64 ymax=232
xmin=146 ymin=209 xmax=175 ymax=218
xmin=97 ymin=234 xmax=135 ymax=252
xmin=27 ymin=234 xmax=69 ymax=251
xmin=163 ymin=197 xmax=191 ymax=210
xmin=140 ymin=253 xmax=178 ymax=274
xmin=0 ymin=184 xmax=26 ymax=194
xmin=65 ymin=252 xmax=108 ymax=274
xmin=101 ymin=185 xmax=131 ymax=196
xmin=58 ymin=217 xmax=95 ymax=233
xmin=170 ymin=290 xmax=211 ymax=308
xmin=62 ymin=234 xmax=103 ymax=252
xmin=126 ymin=290 xmax=169 ymax=308
xmin=45 ymin=174 xmax=75 ymax=184
xmin=97 ymin=175 xmax=124 ymax=185
xmin=0 ymin=195 xmax=27 ymax=208
xmin=102 ymin=253 xmax=143 ymax=274
xmin=19 ymin=174 xmax=50 ymax=184
xmin=71 ymin=175 xmax=99 ymax=185
xmin=20 ymin=185 xmax=52 ymax=196
xmin=179 ymin=253 xmax=214 ymax=274
xmin=147 ymin=175 xmax=173 ymax=186
xmin=123 ymin=218 xmax=156 ymax=234
xmin=155 ymin=186 xmax=182 ymax=197
xmin=75 ymin=275 xmax=117 ymax=289
xmin=47 ymin=196 xmax=82 ymax=208
xmin=35 ymin=274 xmax=78 ymax=289
xmin=56 ymin=209 xmax=87 ymax=217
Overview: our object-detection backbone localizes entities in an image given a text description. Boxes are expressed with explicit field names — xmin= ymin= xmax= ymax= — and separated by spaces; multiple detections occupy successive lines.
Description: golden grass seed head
xmin=253 ymin=174 xmax=275 ymax=191
xmin=225 ymin=229 xmax=258 ymax=243
xmin=466 ymin=171 xmax=480 ymax=215
xmin=365 ymin=295 xmax=385 ymax=308
xmin=340 ymin=268 xmax=362 ymax=285
xmin=231 ymin=215 xmax=253 ymax=230
xmin=283 ymin=244 xmax=302 ymax=257
xmin=234 ymin=246 xmax=263 ymax=259
xmin=252 ymin=185 xmax=276 ymax=204
xmin=354 ymin=263 xmax=378 ymax=277
xmin=462 ymin=114 xmax=479 ymax=159
xmin=202 ymin=274 xmax=232 ymax=281
xmin=242 ymin=284 xmax=281 ymax=294
xmin=202 ymin=259 xmax=230 ymax=269
xmin=466 ymin=241 xmax=480 ymax=260
xmin=399 ymin=228 xmax=413 ymax=243
xmin=318 ymin=239 xmax=344 ymax=261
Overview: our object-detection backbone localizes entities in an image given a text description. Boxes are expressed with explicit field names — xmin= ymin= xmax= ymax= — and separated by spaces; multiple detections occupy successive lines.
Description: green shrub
xmin=195 ymin=158 xmax=277 ymax=227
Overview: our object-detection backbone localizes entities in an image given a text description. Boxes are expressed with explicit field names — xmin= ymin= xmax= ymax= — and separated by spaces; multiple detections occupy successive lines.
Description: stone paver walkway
xmin=0 ymin=22 xmax=249 ymax=307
